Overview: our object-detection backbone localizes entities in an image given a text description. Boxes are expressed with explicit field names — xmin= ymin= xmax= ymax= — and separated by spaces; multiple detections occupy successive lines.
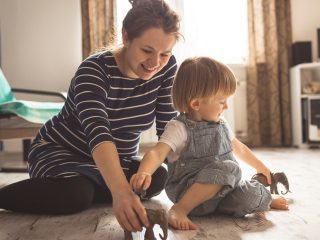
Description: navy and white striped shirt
xmin=28 ymin=51 xmax=177 ymax=181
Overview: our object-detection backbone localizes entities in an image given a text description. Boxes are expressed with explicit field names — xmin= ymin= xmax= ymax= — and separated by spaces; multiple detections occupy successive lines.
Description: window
xmin=116 ymin=0 xmax=248 ymax=64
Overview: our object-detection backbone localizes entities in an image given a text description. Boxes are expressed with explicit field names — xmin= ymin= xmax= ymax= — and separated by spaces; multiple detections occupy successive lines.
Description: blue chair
xmin=0 ymin=68 xmax=66 ymax=172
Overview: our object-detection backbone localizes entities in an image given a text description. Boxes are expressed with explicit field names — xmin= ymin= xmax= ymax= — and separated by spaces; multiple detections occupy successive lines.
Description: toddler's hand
xmin=130 ymin=172 xmax=152 ymax=193
xmin=256 ymin=168 xmax=272 ymax=185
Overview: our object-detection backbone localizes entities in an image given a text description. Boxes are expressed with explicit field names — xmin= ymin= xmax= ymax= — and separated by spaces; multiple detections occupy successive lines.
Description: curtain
xmin=81 ymin=0 xmax=116 ymax=59
xmin=246 ymin=0 xmax=292 ymax=147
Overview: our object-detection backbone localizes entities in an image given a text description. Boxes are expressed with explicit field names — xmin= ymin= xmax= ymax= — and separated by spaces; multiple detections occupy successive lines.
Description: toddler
xmin=130 ymin=57 xmax=288 ymax=230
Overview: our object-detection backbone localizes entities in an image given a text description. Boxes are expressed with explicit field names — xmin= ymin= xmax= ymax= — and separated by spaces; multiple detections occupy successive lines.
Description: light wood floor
xmin=0 ymin=148 xmax=319 ymax=240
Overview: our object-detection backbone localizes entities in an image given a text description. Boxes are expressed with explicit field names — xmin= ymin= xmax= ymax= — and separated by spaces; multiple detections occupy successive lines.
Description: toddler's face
xmin=197 ymin=93 xmax=230 ymax=122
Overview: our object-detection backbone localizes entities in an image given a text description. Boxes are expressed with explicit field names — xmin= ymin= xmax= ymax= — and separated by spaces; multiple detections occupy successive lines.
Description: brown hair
xmin=123 ymin=0 xmax=181 ymax=41
xmin=172 ymin=57 xmax=237 ymax=113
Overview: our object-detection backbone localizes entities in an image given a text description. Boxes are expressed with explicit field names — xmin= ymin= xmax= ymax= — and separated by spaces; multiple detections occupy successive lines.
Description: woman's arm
xmin=232 ymin=137 xmax=271 ymax=184
xmin=74 ymin=58 xmax=148 ymax=232
xmin=92 ymin=142 xmax=149 ymax=232
xmin=155 ymin=56 xmax=178 ymax=138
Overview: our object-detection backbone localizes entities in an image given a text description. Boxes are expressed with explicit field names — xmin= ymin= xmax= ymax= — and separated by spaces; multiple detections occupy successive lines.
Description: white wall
xmin=291 ymin=0 xmax=320 ymax=62
xmin=0 ymin=0 xmax=82 ymax=92
xmin=0 ymin=0 xmax=82 ymax=151
xmin=230 ymin=65 xmax=247 ymax=139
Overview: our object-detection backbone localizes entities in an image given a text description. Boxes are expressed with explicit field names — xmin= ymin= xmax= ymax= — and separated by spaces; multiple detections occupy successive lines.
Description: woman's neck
xmin=112 ymin=48 xmax=135 ymax=78
xmin=113 ymin=48 xmax=125 ymax=71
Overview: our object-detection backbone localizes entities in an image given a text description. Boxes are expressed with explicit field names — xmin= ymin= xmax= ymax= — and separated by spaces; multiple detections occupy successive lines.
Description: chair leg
xmin=23 ymin=139 xmax=31 ymax=162
xmin=0 ymin=139 xmax=29 ymax=173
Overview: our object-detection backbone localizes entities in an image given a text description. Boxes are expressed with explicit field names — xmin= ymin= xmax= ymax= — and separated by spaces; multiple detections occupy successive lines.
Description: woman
xmin=0 ymin=0 xmax=180 ymax=232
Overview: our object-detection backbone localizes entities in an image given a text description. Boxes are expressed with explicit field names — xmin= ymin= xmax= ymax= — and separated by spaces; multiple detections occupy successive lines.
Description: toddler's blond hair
xmin=172 ymin=56 xmax=237 ymax=113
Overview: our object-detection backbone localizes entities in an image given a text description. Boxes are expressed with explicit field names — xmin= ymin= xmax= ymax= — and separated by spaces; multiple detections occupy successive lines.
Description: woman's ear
xmin=189 ymin=98 xmax=201 ymax=111
xmin=122 ymin=29 xmax=129 ymax=47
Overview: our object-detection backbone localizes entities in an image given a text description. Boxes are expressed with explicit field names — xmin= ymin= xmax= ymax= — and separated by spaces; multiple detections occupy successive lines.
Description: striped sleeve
xmin=73 ymin=58 xmax=113 ymax=152
xmin=155 ymin=56 xmax=178 ymax=137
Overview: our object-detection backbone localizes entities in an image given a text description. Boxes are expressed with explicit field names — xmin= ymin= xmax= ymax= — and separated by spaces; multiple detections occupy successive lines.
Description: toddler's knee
xmin=235 ymin=182 xmax=272 ymax=216
xmin=222 ymin=160 xmax=242 ymax=178
xmin=217 ymin=180 xmax=272 ymax=217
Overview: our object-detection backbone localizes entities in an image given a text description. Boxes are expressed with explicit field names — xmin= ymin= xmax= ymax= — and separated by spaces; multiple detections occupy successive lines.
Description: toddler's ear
xmin=189 ymin=98 xmax=200 ymax=111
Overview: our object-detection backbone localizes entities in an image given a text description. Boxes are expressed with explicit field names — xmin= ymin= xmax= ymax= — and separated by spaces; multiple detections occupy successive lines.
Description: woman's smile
xmin=141 ymin=64 xmax=158 ymax=73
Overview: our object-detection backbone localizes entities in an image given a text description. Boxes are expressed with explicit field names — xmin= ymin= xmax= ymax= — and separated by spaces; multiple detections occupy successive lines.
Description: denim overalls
xmin=165 ymin=114 xmax=272 ymax=217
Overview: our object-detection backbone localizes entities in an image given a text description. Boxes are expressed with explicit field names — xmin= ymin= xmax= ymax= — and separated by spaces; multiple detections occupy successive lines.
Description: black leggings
xmin=0 ymin=165 xmax=167 ymax=214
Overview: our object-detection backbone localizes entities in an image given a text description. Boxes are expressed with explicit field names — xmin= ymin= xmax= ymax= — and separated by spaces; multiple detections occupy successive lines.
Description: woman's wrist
xmin=111 ymin=183 xmax=133 ymax=198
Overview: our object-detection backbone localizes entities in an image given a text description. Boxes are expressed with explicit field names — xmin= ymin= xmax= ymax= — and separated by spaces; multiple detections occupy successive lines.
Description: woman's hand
xmin=112 ymin=187 xmax=149 ymax=232
xmin=130 ymin=172 xmax=152 ymax=193
xmin=91 ymin=143 xmax=149 ymax=232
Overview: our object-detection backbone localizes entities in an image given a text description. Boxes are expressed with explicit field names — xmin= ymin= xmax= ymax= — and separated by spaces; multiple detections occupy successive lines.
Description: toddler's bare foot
xmin=270 ymin=194 xmax=289 ymax=210
xmin=168 ymin=205 xmax=197 ymax=230
xmin=255 ymin=211 xmax=267 ymax=220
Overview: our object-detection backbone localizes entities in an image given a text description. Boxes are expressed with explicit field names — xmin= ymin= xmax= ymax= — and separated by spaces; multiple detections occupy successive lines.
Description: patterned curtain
xmin=246 ymin=0 xmax=292 ymax=147
xmin=81 ymin=0 xmax=116 ymax=59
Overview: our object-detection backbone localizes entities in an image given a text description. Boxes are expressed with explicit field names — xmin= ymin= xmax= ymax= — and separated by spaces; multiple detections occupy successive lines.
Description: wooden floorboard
xmin=0 ymin=148 xmax=319 ymax=239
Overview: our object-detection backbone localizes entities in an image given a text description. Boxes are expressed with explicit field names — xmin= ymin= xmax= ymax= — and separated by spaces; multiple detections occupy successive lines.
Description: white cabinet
xmin=290 ymin=62 xmax=320 ymax=147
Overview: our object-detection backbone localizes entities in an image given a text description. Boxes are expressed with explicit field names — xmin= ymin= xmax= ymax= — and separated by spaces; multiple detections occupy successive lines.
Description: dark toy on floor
xmin=252 ymin=172 xmax=291 ymax=195
xmin=124 ymin=208 xmax=168 ymax=240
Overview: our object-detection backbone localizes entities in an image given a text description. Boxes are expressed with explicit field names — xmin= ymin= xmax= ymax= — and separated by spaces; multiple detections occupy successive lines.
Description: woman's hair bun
xmin=129 ymin=0 xmax=160 ymax=8
xmin=128 ymin=0 xmax=140 ymax=8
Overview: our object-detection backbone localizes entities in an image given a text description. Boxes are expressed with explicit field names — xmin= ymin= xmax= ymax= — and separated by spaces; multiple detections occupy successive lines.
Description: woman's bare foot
xmin=168 ymin=204 xmax=197 ymax=230
xmin=270 ymin=194 xmax=289 ymax=210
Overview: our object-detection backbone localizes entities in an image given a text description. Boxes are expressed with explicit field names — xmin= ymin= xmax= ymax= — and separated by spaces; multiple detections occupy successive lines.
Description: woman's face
xmin=123 ymin=28 xmax=177 ymax=80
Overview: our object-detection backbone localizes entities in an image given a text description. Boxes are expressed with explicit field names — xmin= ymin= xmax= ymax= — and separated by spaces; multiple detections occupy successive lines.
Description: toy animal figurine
xmin=124 ymin=208 xmax=168 ymax=240
xmin=135 ymin=188 xmax=148 ymax=200
xmin=252 ymin=172 xmax=291 ymax=195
